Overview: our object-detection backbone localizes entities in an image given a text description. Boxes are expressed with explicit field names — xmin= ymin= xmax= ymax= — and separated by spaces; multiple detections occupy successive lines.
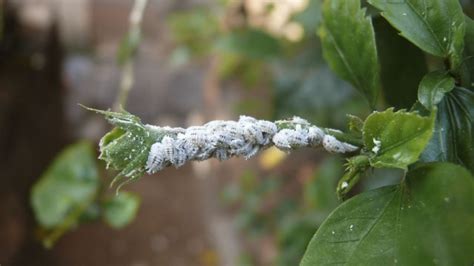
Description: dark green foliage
xmin=420 ymin=87 xmax=474 ymax=173
xmin=374 ymin=17 xmax=427 ymax=109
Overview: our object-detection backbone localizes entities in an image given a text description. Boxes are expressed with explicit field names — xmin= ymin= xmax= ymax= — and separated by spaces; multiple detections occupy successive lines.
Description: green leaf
xmin=417 ymin=71 xmax=455 ymax=109
xmin=363 ymin=108 xmax=434 ymax=169
xmin=420 ymin=87 xmax=474 ymax=173
xmin=373 ymin=17 xmax=427 ymax=109
xmin=31 ymin=141 xmax=99 ymax=228
xmin=102 ymin=192 xmax=141 ymax=229
xmin=461 ymin=16 xmax=474 ymax=90
xmin=215 ymin=29 xmax=281 ymax=60
xmin=31 ymin=141 xmax=100 ymax=247
xmin=84 ymin=107 xmax=163 ymax=187
xmin=368 ymin=0 xmax=466 ymax=69
xmin=318 ymin=0 xmax=380 ymax=107
xmin=301 ymin=162 xmax=474 ymax=266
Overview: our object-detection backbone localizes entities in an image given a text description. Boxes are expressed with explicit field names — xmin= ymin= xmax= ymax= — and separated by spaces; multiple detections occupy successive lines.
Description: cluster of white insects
xmin=145 ymin=116 xmax=359 ymax=174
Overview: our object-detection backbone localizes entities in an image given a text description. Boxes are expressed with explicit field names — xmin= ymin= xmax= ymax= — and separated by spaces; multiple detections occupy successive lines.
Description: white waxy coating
xmin=145 ymin=116 xmax=359 ymax=174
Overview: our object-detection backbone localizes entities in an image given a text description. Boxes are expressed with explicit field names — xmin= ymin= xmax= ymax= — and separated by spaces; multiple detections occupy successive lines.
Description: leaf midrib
xmin=405 ymin=0 xmax=446 ymax=55
xmin=378 ymin=118 xmax=430 ymax=156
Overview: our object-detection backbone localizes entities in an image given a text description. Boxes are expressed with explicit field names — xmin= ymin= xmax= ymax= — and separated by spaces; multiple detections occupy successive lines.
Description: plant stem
xmin=113 ymin=0 xmax=148 ymax=111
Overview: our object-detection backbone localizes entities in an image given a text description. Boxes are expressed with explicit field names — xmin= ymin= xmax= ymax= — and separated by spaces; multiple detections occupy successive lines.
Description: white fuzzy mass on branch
xmin=146 ymin=116 xmax=358 ymax=174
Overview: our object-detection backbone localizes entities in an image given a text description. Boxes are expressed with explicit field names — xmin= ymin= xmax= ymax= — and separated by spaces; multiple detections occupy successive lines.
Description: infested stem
xmin=85 ymin=107 xmax=365 ymax=187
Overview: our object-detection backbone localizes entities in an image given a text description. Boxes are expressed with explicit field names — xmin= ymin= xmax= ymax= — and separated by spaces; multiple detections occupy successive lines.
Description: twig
xmin=114 ymin=0 xmax=149 ymax=111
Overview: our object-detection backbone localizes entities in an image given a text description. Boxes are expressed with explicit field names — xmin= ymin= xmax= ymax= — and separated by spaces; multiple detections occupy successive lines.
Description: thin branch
xmin=114 ymin=0 xmax=149 ymax=111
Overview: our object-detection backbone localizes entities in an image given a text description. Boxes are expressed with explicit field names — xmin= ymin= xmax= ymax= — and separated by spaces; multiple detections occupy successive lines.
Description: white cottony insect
xmin=242 ymin=122 xmax=265 ymax=144
xmin=372 ymin=138 xmax=381 ymax=154
xmin=146 ymin=142 xmax=167 ymax=173
xmin=323 ymin=135 xmax=358 ymax=153
xmin=291 ymin=116 xmax=310 ymax=125
xmin=244 ymin=145 xmax=260 ymax=159
xmin=145 ymin=115 xmax=360 ymax=174
xmin=273 ymin=128 xmax=308 ymax=150
xmin=307 ymin=126 xmax=325 ymax=146
xmin=171 ymin=139 xmax=189 ymax=167
xmin=161 ymin=136 xmax=175 ymax=160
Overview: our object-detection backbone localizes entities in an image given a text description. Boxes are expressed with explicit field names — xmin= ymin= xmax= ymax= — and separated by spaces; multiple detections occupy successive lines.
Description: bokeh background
xmin=1 ymin=0 xmax=473 ymax=266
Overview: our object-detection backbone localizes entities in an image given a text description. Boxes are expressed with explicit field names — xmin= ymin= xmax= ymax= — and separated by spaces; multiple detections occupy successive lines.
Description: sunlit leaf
xmin=363 ymin=108 xmax=434 ymax=169
xmin=301 ymin=162 xmax=474 ymax=265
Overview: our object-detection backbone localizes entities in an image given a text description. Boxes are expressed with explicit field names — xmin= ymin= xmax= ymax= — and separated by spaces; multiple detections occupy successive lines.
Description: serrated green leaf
xmin=420 ymin=87 xmax=474 ymax=173
xmin=417 ymin=71 xmax=455 ymax=109
xmin=318 ymin=0 xmax=380 ymax=107
xmin=84 ymin=107 xmax=164 ymax=187
xmin=373 ymin=17 xmax=427 ymax=109
xmin=368 ymin=0 xmax=465 ymax=69
xmin=301 ymin=162 xmax=474 ymax=266
xmin=363 ymin=108 xmax=434 ymax=169
xmin=31 ymin=141 xmax=99 ymax=228
xmin=102 ymin=192 xmax=141 ymax=229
